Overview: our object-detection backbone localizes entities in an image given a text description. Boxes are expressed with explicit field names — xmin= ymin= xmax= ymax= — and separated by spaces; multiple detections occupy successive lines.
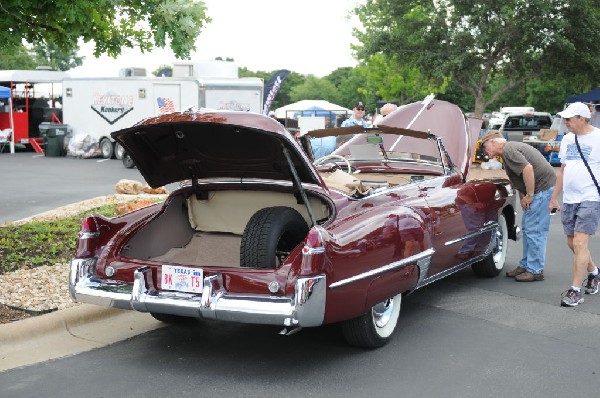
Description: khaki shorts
xmin=561 ymin=201 xmax=600 ymax=236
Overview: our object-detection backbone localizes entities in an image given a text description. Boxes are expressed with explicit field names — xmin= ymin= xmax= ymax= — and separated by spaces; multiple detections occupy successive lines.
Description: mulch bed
xmin=0 ymin=304 xmax=32 ymax=324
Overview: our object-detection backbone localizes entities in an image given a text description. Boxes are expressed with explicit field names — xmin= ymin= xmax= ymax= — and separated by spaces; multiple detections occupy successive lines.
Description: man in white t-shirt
xmin=549 ymin=102 xmax=600 ymax=307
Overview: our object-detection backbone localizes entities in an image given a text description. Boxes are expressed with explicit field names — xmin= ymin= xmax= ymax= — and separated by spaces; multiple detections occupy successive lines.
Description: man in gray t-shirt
xmin=481 ymin=131 xmax=556 ymax=282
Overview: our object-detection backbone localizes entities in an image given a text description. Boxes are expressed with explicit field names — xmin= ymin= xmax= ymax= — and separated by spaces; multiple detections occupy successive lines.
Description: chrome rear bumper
xmin=69 ymin=259 xmax=325 ymax=327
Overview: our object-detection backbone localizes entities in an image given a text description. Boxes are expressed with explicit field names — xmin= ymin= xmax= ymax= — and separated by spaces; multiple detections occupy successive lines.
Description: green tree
xmin=355 ymin=53 xmax=448 ymax=106
xmin=0 ymin=0 xmax=211 ymax=59
xmin=289 ymin=75 xmax=339 ymax=103
xmin=240 ymin=67 xmax=306 ymax=111
xmin=31 ymin=42 xmax=84 ymax=71
xmin=354 ymin=0 xmax=600 ymax=117
xmin=0 ymin=45 xmax=37 ymax=70
xmin=152 ymin=64 xmax=174 ymax=77
xmin=325 ymin=67 xmax=369 ymax=110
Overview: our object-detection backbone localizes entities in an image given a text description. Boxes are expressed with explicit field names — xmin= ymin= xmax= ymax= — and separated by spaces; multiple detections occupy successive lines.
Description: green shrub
xmin=0 ymin=204 xmax=118 ymax=274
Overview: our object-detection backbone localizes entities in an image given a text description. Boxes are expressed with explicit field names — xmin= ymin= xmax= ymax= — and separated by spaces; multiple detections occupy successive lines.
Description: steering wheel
xmin=314 ymin=154 xmax=352 ymax=174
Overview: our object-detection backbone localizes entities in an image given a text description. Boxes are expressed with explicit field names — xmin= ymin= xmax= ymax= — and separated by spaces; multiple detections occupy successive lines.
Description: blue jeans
xmin=519 ymin=187 xmax=553 ymax=274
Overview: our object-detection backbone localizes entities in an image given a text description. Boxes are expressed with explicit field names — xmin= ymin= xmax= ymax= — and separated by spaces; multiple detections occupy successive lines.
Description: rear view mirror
xmin=366 ymin=135 xmax=383 ymax=144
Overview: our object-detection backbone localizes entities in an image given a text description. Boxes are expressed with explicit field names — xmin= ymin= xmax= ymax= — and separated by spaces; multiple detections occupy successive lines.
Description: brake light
xmin=300 ymin=227 xmax=326 ymax=276
xmin=75 ymin=216 xmax=100 ymax=258
xmin=79 ymin=216 xmax=99 ymax=238
xmin=303 ymin=227 xmax=324 ymax=254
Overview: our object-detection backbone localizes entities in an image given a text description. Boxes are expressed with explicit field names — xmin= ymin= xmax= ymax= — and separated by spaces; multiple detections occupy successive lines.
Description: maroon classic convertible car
xmin=69 ymin=97 xmax=520 ymax=348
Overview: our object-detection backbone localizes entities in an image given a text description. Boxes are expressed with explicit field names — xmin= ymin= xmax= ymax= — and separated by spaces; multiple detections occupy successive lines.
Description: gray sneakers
xmin=584 ymin=273 xmax=600 ymax=295
xmin=561 ymin=288 xmax=584 ymax=307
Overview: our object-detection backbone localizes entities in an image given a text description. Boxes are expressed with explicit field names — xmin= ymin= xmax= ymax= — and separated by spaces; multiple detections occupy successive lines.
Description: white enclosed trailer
xmin=62 ymin=75 xmax=264 ymax=158
xmin=62 ymin=77 xmax=200 ymax=158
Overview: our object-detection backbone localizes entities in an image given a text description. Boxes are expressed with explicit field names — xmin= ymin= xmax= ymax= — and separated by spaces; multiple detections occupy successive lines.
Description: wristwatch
xmin=526 ymin=193 xmax=534 ymax=198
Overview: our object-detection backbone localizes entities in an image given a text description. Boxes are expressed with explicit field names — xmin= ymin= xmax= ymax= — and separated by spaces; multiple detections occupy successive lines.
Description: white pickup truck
xmin=499 ymin=111 xmax=553 ymax=142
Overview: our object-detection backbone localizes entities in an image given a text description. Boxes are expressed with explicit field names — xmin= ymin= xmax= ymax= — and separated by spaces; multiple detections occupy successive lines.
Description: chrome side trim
xmin=69 ymin=260 xmax=326 ymax=327
xmin=444 ymin=222 xmax=497 ymax=246
xmin=78 ymin=232 xmax=100 ymax=239
xmin=329 ymin=248 xmax=435 ymax=288
xmin=416 ymin=224 xmax=498 ymax=289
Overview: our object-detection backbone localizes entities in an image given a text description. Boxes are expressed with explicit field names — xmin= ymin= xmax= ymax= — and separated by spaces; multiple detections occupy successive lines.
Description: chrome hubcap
xmin=492 ymin=222 xmax=506 ymax=268
xmin=372 ymin=297 xmax=394 ymax=328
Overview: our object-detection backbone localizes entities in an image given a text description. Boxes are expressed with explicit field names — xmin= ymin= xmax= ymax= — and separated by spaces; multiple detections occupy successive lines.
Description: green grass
xmin=0 ymin=204 xmax=118 ymax=274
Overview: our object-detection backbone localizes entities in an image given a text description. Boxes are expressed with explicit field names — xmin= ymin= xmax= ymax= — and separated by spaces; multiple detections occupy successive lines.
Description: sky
xmin=69 ymin=0 xmax=364 ymax=78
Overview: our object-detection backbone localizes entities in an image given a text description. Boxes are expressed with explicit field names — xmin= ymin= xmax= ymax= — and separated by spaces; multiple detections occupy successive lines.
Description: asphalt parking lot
xmin=2 ymin=151 xmax=600 ymax=396
xmin=0 ymin=152 xmax=151 ymax=223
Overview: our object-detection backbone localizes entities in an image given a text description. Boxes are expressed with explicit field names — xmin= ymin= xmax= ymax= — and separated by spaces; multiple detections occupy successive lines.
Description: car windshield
xmin=308 ymin=130 xmax=447 ymax=197
xmin=329 ymin=132 xmax=442 ymax=165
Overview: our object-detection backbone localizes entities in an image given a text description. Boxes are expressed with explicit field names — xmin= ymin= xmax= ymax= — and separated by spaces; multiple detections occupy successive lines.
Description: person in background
xmin=341 ymin=101 xmax=368 ymax=128
xmin=373 ymin=103 xmax=398 ymax=126
xmin=590 ymin=104 xmax=600 ymax=128
xmin=548 ymin=102 xmax=600 ymax=307
xmin=381 ymin=103 xmax=398 ymax=117
xmin=315 ymin=100 xmax=369 ymax=158
xmin=480 ymin=130 xmax=556 ymax=282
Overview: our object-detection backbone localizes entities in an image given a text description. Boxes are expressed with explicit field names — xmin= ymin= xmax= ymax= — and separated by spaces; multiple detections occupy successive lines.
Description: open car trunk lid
xmin=111 ymin=110 xmax=323 ymax=188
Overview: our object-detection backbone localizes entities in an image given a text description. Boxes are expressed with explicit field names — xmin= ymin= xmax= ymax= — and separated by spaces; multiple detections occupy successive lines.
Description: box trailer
xmin=62 ymin=76 xmax=263 ymax=158
xmin=62 ymin=77 xmax=200 ymax=158
xmin=197 ymin=77 xmax=263 ymax=114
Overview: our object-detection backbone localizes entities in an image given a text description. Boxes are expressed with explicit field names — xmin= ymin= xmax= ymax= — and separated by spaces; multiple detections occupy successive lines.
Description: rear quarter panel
xmin=322 ymin=186 xmax=430 ymax=323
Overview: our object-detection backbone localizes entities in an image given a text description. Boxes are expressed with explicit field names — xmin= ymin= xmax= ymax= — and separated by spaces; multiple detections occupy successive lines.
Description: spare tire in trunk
xmin=240 ymin=206 xmax=309 ymax=269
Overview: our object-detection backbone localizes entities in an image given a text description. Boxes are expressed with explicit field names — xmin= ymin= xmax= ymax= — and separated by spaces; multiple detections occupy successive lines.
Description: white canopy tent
xmin=274 ymin=100 xmax=351 ymax=119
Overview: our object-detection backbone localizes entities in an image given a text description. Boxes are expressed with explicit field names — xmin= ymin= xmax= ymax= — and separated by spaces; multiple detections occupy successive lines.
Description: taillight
xmin=300 ymin=227 xmax=326 ymax=275
xmin=79 ymin=216 xmax=99 ymax=238
xmin=302 ymin=227 xmax=325 ymax=255
xmin=75 ymin=216 xmax=100 ymax=258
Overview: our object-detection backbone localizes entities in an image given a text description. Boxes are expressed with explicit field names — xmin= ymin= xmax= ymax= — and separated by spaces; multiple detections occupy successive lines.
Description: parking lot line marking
xmin=97 ymin=159 xmax=110 ymax=163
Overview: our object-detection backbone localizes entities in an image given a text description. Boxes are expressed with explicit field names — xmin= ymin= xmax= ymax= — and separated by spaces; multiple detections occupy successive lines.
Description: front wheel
xmin=471 ymin=213 xmax=508 ymax=277
xmin=341 ymin=293 xmax=402 ymax=348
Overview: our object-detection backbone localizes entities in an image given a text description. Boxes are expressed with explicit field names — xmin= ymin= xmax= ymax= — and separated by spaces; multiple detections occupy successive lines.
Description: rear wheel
xmin=472 ymin=214 xmax=508 ymax=277
xmin=115 ymin=143 xmax=125 ymax=160
xmin=341 ymin=293 xmax=402 ymax=348
xmin=240 ymin=207 xmax=308 ymax=269
xmin=100 ymin=138 xmax=114 ymax=159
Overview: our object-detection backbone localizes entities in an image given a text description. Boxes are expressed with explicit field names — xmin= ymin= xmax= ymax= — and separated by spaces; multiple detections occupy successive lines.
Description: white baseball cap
xmin=558 ymin=102 xmax=591 ymax=119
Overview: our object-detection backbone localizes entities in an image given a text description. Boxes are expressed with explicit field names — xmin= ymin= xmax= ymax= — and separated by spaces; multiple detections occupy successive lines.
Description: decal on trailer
xmin=91 ymin=91 xmax=134 ymax=125
xmin=157 ymin=97 xmax=175 ymax=114
xmin=217 ymin=100 xmax=251 ymax=112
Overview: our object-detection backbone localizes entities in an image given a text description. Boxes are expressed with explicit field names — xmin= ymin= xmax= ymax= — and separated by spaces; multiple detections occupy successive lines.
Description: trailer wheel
xmin=240 ymin=207 xmax=308 ymax=269
xmin=122 ymin=153 xmax=136 ymax=168
xmin=115 ymin=143 xmax=125 ymax=160
xmin=100 ymin=138 xmax=114 ymax=159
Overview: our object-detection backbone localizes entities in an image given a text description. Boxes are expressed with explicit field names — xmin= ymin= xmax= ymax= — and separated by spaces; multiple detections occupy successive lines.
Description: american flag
xmin=157 ymin=97 xmax=175 ymax=114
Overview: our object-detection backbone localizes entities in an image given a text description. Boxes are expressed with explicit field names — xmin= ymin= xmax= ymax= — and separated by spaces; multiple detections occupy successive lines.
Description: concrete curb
xmin=0 ymin=304 xmax=120 ymax=343
xmin=0 ymin=304 xmax=163 ymax=372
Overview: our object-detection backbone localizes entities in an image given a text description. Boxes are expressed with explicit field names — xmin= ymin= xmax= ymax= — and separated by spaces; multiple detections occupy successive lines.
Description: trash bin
xmin=39 ymin=123 xmax=71 ymax=157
